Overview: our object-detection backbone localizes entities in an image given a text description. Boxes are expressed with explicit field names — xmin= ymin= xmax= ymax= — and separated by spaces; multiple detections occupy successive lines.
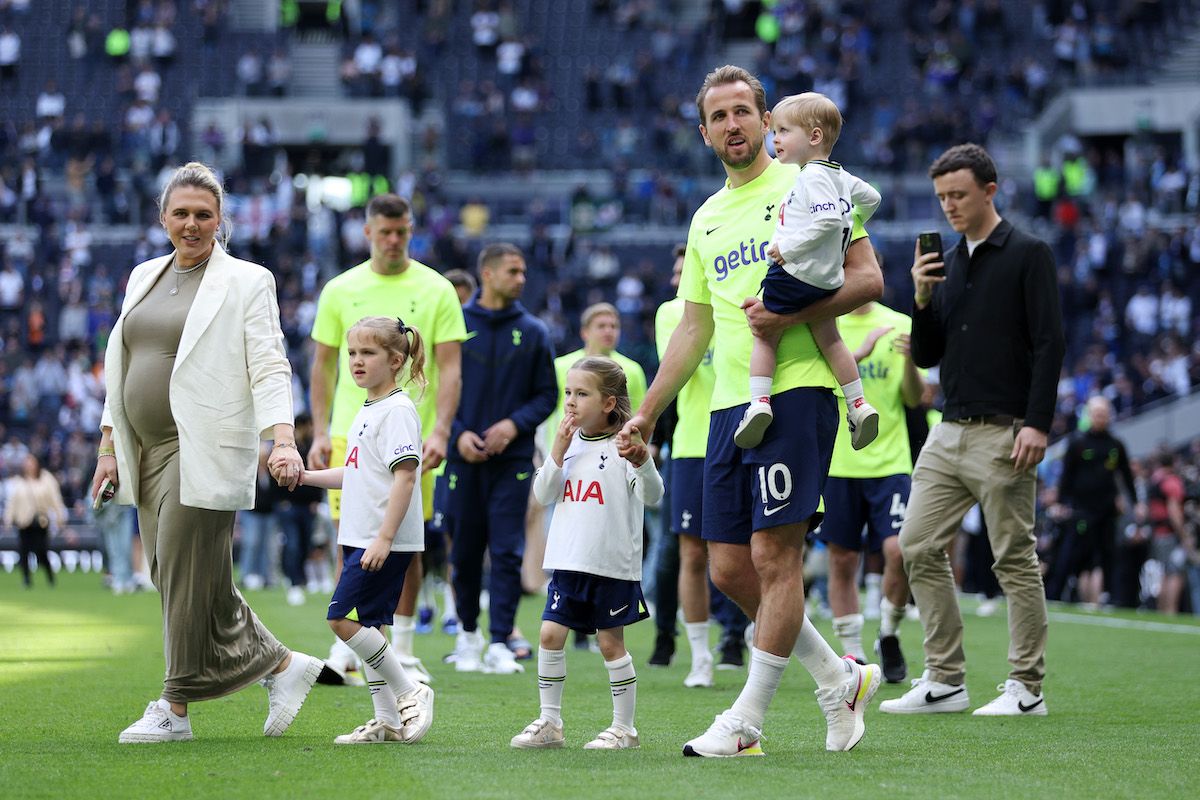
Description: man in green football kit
xmin=816 ymin=301 xmax=925 ymax=684
xmin=309 ymin=194 xmax=466 ymax=680
xmin=622 ymin=65 xmax=885 ymax=756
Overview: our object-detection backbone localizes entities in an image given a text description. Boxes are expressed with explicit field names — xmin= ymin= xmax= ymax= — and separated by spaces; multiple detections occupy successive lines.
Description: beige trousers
xmin=899 ymin=420 xmax=1047 ymax=693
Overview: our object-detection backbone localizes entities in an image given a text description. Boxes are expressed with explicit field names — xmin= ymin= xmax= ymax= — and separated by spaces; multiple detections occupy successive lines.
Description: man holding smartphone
xmin=881 ymin=143 xmax=1064 ymax=717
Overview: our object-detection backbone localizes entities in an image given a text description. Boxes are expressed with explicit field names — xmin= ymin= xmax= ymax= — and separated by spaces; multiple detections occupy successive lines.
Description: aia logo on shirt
xmin=345 ymin=446 xmax=359 ymax=468
xmin=562 ymin=479 xmax=605 ymax=504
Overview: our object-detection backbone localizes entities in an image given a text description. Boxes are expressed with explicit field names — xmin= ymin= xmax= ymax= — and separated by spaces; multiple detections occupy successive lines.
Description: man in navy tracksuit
xmin=446 ymin=243 xmax=558 ymax=674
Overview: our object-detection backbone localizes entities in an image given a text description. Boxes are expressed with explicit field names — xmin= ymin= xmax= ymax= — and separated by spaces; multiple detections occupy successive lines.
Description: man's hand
xmin=911 ymin=240 xmax=946 ymax=308
xmin=482 ymin=418 xmax=519 ymax=456
xmin=617 ymin=429 xmax=649 ymax=467
xmin=741 ymin=297 xmax=792 ymax=340
xmin=1011 ymin=426 xmax=1048 ymax=472
xmin=619 ymin=414 xmax=655 ymax=453
xmin=307 ymin=431 xmax=331 ymax=470
xmin=423 ymin=430 xmax=449 ymax=472
xmin=892 ymin=332 xmax=913 ymax=358
xmin=456 ymin=431 xmax=489 ymax=464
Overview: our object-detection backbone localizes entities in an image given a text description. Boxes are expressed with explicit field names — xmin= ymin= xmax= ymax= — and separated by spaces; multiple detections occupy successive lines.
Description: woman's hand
xmin=268 ymin=444 xmax=303 ymax=491
xmin=91 ymin=455 xmax=119 ymax=503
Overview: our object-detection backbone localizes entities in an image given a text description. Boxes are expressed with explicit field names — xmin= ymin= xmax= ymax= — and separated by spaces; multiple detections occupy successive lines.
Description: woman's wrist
xmin=97 ymin=445 xmax=116 ymax=458
xmin=273 ymin=441 xmax=298 ymax=450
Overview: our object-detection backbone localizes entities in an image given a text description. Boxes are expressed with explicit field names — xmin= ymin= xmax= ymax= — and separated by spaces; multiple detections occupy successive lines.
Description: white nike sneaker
xmin=396 ymin=683 xmax=435 ymax=742
xmin=398 ymin=653 xmax=433 ymax=684
xmin=733 ymin=403 xmax=773 ymax=449
xmin=333 ymin=718 xmax=403 ymax=744
xmin=879 ymin=670 xmax=970 ymax=714
xmin=847 ymin=397 xmax=880 ymax=450
xmin=683 ymin=654 xmax=714 ymax=688
xmin=584 ymin=725 xmax=640 ymax=749
xmin=682 ymin=710 xmax=764 ymax=757
xmin=817 ymin=656 xmax=882 ymax=751
xmin=972 ymin=679 xmax=1047 ymax=716
xmin=453 ymin=629 xmax=485 ymax=673
xmin=118 ymin=699 xmax=193 ymax=743
xmin=483 ymin=641 xmax=525 ymax=674
xmin=261 ymin=652 xmax=323 ymax=736
xmin=510 ymin=717 xmax=565 ymax=749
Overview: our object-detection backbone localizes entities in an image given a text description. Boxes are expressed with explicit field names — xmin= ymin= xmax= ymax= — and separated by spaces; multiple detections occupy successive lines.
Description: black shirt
xmin=1058 ymin=428 xmax=1135 ymax=517
xmin=911 ymin=219 xmax=1065 ymax=432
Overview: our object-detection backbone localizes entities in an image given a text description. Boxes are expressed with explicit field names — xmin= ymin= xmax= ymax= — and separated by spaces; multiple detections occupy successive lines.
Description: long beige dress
xmin=121 ymin=260 xmax=288 ymax=703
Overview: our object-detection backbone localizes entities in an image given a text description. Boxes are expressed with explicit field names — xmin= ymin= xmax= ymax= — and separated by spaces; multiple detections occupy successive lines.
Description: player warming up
xmin=300 ymin=317 xmax=435 ymax=744
xmin=735 ymin=92 xmax=882 ymax=451
xmin=510 ymin=357 xmax=664 ymax=751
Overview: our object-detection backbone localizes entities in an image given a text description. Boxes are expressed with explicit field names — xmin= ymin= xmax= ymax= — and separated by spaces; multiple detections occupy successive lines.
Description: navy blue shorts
xmin=669 ymin=457 xmax=705 ymax=536
xmin=327 ymin=546 xmax=415 ymax=629
xmin=815 ymin=474 xmax=912 ymax=552
xmin=429 ymin=470 xmax=450 ymax=537
xmin=760 ymin=261 xmax=838 ymax=315
xmin=542 ymin=570 xmax=649 ymax=634
xmin=704 ymin=387 xmax=838 ymax=544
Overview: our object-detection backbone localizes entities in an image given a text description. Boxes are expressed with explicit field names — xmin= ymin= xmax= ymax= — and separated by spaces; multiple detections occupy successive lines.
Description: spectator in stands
xmin=237 ymin=48 xmax=263 ymax=96
xmin=0 ymin=24 xmax=19 ymax=82
xmin=5 ymin=452 xmax=67 ymax=587
xmin=93 ymin=162 xmax=320 ymax=744
xmin=267 ymin=48 xmax=291 ymax=97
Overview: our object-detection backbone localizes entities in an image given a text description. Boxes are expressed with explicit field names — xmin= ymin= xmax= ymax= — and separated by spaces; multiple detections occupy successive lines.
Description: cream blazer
xmin=100 ymin=243 xmax=294 ymax=511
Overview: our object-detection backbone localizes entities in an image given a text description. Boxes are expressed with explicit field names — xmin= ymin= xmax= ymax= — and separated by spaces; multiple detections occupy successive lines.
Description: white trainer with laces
xmin=879 ymin=670 xmax=970 ymax=714
xmin=584 ymin=725 xmax=640 ymax=750
xmin=683 ymin=655 xmax=714 ymax=688
xmin=817 ymin=656 xmax=882 ymax=751
xmin=733 ymin=403 xmax=773 ymax=449
xmin=682 ymin=710 xmax=764 ymax=757
xmin=333 ymin=718 xmax=403 ymax=744
xmin=453 ymin=629 xmax=485 ymax=672
xmin=973 ymin=679 xmax=1047 ymax=716
xmin=483 ymin=641 xmax=525 ymax=674
xmin=511 ymin=717 xmax=565 ymax=749
xmin=847 ymin=397 xmax=880 ymax=450
xmin=261 ymin=652 xmax=323 ymax=736
xmin=118 ymin=699 xmax=193 ymax=743
xmin=396 ymin=683 xmax=435 ymax=742
xmin=398 ymin=653 xmax=433 ymax=684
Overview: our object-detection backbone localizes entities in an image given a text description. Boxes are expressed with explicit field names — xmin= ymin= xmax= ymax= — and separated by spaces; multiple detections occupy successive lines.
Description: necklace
xmin=169 ymin=253 xmax=211 ymax=296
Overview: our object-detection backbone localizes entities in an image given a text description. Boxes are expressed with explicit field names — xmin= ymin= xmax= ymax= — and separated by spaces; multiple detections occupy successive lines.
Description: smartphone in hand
xmin=918 ymin=231 xmax=945 ymax=278
xmin=93 ymin=479 xmax=116 ymax=511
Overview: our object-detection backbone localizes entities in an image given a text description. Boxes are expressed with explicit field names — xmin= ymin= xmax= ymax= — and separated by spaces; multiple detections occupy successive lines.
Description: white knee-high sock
xmin=346 ymin=626 xmax=417 ymax=701
xmin=730 ymin=647 xmax=789 ymax=730
xmin=391 ymin=615 xmax=415 ymax=657
xmin=362 ymin=663 xmax=401 ymax=727
xmin=684 ymin=620 xmax=710 ymax=665
xmin=605 ymin=653 xmax=637 ymax=731
xmin=538 ymin=648 xmax=566 ymax=725
xmin=749 ymin=377 xmax=773 ymax=405
xmin=793 ymin=615 xmax=850 ymax=689
xmin=833 ymin=613 xmax=865 ymax=662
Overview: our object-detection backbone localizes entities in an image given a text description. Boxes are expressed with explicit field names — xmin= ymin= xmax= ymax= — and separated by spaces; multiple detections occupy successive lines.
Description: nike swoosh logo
xmin=925 ymin=688 xmax=965 ymax=703
xmin=328 ymin=601 xmax=338 ymax=608
xmin=516 ymin=472 xmax=530 ymax=480
xmin=1018 ymin=698 xmax=1044 ymax=712
xmin=608 ymin=605 xmax=629 ymax=616
xmin=464 ymin=331 xmax=479 ymax=341
xmin=763 ymin=502 xmax=790 ymax=517
xmin=706 ymin=226 xmax=721 ymax=235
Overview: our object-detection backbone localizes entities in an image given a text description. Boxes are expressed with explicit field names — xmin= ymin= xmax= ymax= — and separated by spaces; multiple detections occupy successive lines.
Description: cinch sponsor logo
xmin=714 ymin=239 xmax=769 ymax=281
xmin=810 ymin=200 xmax=838 ymax=213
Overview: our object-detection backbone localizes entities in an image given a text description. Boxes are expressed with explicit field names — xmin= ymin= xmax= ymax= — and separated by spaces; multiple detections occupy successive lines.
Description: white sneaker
xmin=976 ymin=597 xmax=999 ymax=617
xmin=118 ymin=699 xmax=193 ymax=743
xmin=333 ymin=718 xmax=403 ymax=744
xmin=847 ymin=397 xmax=880 ymax=450
xmin=483 ymin=641 xmax=526 ymax=674
xmin=584 ymin=725 xmax=640 ymax=749
xmin=510 ymin=717 xmax=565 ymax=749
xmin=398 ymin=653 xmax=433 ymax=684
xmin=243 ymin=573 xmax=265 ymax=591
xmin=453 ymin=630 xmax=485 ymax=672
xmin=327 ymin=636 xmax=361 ymax=674
xmin=261 ymin=652 xmax=323 ymax=736
xmin=683 ymin=654 xmax=714 ymax=688
xmin=286 ymin=586 xmax=306 ymax=607
xmin=682 ymin=710 xmax=764 ymax=757
xmin=972 ymin=679 xmax=1047 ymax=716
xmin=396 ymin=683 xmax=435 ymax=742
xmin=817 ymin=657 xmax=882 ymax=751
xmin=733 ymin=403 xmax=773 ymax=449
xmin=879 ymin=670 xmax=970 ymax=714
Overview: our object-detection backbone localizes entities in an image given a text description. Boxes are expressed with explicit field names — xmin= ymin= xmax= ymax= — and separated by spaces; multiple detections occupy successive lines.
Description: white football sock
xmin=391 ymin=615 xmax=415 ymax=657
xmin=833 ymin=613 xmax=866 ymax=662
xmin=842 ymin=378 xmax=864 ymax=405
xmin=749 ymin=377 xmax=773 ymax=405
xmin=793 ymin=615 xmax=849 ymax=689
xmin=346 ymin=626 xmax=417 ymax=700
xmin=443 ymin=581 xmax=458 ymax=620
xmin=730 ymin=647 xmax=789 ymax=730
xmin=879 ymin=596 xmax=906 ymax=637
xmin=605 ymin=653 xmax=637 ymax=731
xmin=684 ymin=620 xmax=710 ymax=665
xmin=363 ymin=663 xmax=401 ymax=727
xmin=538 ymin=648 xmax=566 ymax=726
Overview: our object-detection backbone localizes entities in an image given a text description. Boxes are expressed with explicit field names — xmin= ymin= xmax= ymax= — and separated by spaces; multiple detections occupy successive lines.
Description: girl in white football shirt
xmin=510 ymin=356 xmax=664 ymax=751
xmin=300 ymin=316 xmax=434 ymax=745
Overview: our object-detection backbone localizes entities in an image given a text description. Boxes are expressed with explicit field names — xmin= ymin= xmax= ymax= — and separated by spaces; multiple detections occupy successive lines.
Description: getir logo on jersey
xmin=562 ymin=479 xmax=604 ymax=504
xmin=714 ymin=238 xmax=770 ymax=281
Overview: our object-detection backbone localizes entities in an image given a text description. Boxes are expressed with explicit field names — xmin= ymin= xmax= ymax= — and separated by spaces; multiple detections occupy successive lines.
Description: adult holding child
xmin=91 ymin=162 xmax=322 ymax=744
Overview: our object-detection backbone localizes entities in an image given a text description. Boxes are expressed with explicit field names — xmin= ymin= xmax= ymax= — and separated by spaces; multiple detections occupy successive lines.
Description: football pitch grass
xmin=2 ymin=574 xmax=1198 ymax=799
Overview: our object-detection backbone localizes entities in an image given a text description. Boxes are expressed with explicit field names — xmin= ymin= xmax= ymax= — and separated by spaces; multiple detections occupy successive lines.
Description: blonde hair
xmin=570 ymin=356 xmax=631 ymax=431
xmin=158 ymin=162 xmax=232 ymax=247
xmin=772 ymin=92 xmax=843 ymax=151
xmin=581 ymin=302 xmax=619 ymax=330
xmin=348 ymin=316 xmax=428 ymax=399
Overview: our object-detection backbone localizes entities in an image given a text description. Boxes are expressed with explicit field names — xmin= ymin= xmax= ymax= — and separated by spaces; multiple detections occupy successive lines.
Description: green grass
xmin=2 ymin=574 xmax=1199 ymax=799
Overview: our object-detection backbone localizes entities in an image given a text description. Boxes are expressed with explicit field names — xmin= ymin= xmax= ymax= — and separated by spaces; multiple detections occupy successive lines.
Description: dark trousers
xmin=447 ymin=459 xmax=531 ymax=643
xmin=18 ymin=521 xmax=54 ymax=587
xmin=274 ymin=503 xmax=314 ymax=588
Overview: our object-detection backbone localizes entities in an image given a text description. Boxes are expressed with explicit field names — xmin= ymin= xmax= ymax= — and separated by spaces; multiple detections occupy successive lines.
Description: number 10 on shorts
xmin=758 ymin=463 xmax=793 ymax=516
